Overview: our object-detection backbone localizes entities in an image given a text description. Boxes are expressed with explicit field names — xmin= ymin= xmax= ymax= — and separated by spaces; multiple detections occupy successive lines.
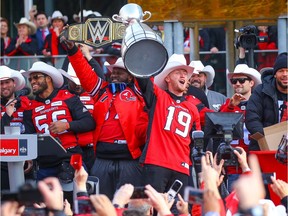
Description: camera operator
xmin=219 ymin=63 xmax=261 ymax=192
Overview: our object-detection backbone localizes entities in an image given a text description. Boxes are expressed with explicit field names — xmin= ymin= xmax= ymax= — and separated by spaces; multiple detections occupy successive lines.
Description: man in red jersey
xmin=21 ymin=61 xmax=95 ymax=184
xmin=62 ymin=40 xmax=147 ymax=200
xmin=136 ymin=54 xmax=201 ymax=196
xmin=0 ymin=66 xmax=32 ymax=190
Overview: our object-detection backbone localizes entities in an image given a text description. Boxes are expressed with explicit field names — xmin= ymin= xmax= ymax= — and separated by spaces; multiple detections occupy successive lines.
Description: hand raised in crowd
xmin=53 ymin=27 xmax=60 ymax=37
xmin=48 ymin=121 xmax=69 ymax=134
xmin=90 ymin=194 xmax=117 ymax=216
xmin=144 ymin=184 xmax=172 ymax=216
xmin=112 ymin=184 xmax=134 ymax=208
xmin=203 ymin=190 xmax=220 ymax=214
xmin=201 ymin=156 xmax=221 ymax=199
xmin=5 ymin=98 xmax=17 ymax=116
xmin=229 ymin=93 xmax=246 ymax=107
xmin=270 ymin=177 xmax=288 ymax=199
xmin=60 ymin=34 xmax=75 ymax=50
xmin=63 ymin=199 xmax=73 ymax=216
xmin=77 ymin=43 xmax=93 ymax=61
xmin=233 ymin=147 xmax=250 ymax=172
xmin=74 ymin=166 xmax=88 ymax=192
xmin=37 ymin=177 xmax=64 ymax=212
xmin=233 ymin=154 xmax=265 ymax=210
xmin=0 ymin=201 xmax=19 ymax=216
xmin=176 ymin=193 xmax=189 ymax=215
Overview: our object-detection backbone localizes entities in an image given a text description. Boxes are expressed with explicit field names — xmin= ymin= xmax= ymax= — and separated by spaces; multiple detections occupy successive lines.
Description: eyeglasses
xmin=230 ymin=78 xmax=251 ymax=84
xmin=28 ymin=74 xmax=46 ymax=82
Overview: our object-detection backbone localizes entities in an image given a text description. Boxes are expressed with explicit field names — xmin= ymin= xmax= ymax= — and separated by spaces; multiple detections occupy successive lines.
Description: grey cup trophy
xmin=112 ymin=3 xmax=168 ymax=78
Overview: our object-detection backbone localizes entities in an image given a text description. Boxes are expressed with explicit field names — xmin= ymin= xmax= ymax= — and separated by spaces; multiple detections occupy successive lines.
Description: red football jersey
xmin=141 ymin=84 xmax=201 ymax=175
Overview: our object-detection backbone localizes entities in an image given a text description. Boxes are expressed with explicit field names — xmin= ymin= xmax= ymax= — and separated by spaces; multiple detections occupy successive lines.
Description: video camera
xmin=204 ymin=113 xmax=244 ymax=167
xmin=216 ymin=131 xmax=242 ymax=167
xmin=191 ymin=131 xmax=205 ymax=172
xmin=234 ymin=25 xmax=268 ymax=49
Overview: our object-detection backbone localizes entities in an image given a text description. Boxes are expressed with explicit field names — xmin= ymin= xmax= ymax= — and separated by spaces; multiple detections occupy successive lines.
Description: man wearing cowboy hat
xmin=63 ymin=39 xmax=147 ymax=200
xmin=189 ymin=60 xmax=227 ymax=112
xmin=0 ymin=66 xmax=30 ymax=133
xmin=136 ymin=54 xmax=201 ymax=197
xmin=246 ymin=52 xmax=288 ymax=151
xmin=0 ymin=65 xmax=32 ymax=188
xmin=42 ymin=11 xmax=68 ymax=57
xmin=5 ymin=17 xmax=38 ymax=56
xmin=219 ymin=64 xmax=262 ymax=192
xmin=60 ymin=63 xmax=96 ymax=172
xmin=21 ymin=61 xmax=95 ymax=185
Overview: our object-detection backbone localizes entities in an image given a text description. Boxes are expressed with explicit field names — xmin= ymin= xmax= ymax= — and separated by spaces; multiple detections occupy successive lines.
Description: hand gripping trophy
xmin=61 ymin=3 xmax=168 ymax=78
xmin=112 ymin=3 xmax=168 ymax=77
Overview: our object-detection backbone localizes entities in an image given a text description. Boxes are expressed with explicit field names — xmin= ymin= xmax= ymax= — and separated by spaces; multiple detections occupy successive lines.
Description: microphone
xmin=16 ymin=87 xmax=31 ymax=97
xmin=5 ymin=87 xmax=31 ymax=107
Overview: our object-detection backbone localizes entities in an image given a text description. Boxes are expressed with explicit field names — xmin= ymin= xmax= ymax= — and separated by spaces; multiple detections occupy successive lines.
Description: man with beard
xmin=21 ymin=61 xmax=95 ymax=186
xmin=219 ymin=64 xmax=261 ymax=192
xmin=0 ymin=66 xmax=32 ymax=190
xmin=246 ymin=52 xmax=288 ymax=151
xmin=62 ymin=38 xmax=147 ymax=200
xmin=189 ymin=60 xmax=226 ymax=112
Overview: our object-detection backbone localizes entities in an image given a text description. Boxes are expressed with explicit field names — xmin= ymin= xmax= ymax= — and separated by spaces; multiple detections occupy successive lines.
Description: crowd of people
xmin=0 ymin=5 xmax=287 ymax=216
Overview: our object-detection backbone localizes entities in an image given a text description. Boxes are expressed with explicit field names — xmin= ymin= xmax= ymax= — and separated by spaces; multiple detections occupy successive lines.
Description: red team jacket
xmin=23 ymin=89 xmax=93 ymax=150
xmin=138 ymin=79 xmax=201 ymax=175
xmin=68 ymin=49 xmax=146 ymax=159
xmin=0 ymin=96 xmax=30 ymax=133
xmin=76 ymin=92 xmax=94 ymax=148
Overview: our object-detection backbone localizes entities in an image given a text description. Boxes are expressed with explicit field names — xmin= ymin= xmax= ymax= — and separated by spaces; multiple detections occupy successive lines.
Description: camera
xmin=191 ymin=131 xmax=205 ymax=173
xmin=74 ymin=198 xmax=96 ymax=215
xmin=1 ymin=181 xmax=43 ymax=206
xmin=234 ymin=25 xmax=268 ymax=49
xmin=184 ymin=186 xmax=204 ymax=205
xmin=130 ymin=186 xmax=148 ymax=199
xmin=216 ymin=142 xmax=242 ymax=166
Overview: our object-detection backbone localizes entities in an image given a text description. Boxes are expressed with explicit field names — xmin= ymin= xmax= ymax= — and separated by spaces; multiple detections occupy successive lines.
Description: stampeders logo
xmin=119 ymin=90 xmax=136 ymax=102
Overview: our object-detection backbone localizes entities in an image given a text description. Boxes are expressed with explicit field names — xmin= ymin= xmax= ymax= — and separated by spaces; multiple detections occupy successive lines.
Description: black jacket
xmin=246 ymin=70 xmax=280 ymax=150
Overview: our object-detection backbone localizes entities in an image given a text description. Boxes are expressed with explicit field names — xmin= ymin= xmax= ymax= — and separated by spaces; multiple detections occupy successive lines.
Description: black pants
xmin=142 ymin=164 xmax=188 ymax=196
xmin=81 ymin=146 xmax=95 ymax=174
xmin=142 ymin=164 xmax=189 ymax=216
xmin=90 ymin=158 xmax=143 ymax=200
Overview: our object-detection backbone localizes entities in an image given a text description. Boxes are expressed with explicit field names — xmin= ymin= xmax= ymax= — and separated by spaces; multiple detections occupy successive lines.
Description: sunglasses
xmin=28 ymin=74 xmax=46 ymax=82
xmin=230 ymin=78 xmax=251 ymax=84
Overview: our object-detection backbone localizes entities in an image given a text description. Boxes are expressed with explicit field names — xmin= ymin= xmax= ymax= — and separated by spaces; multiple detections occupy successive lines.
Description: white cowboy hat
xmin=73 ymin=10 xmax=93 ymax=21
xmin=227 ymin=64 xmax=261 ymax=86
xmin=0 ymin=66 xmax=26 ymax=91
xmin=154 ymin=54 xmax=193 ymax=90
xmin=65 ymin=63 xmax=80 ymax=85
xmin=48 ymin=11 xmax=68 ymax=24
xmin=189 ymin=60 xmax=215 ymax=88
xmin=105 ymin=57 xmax=126 ymax=72
xmin=22 ymin=61 xmax=64 ymax=88
xmin=14 ymin=17 xmax=36 ymax=35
